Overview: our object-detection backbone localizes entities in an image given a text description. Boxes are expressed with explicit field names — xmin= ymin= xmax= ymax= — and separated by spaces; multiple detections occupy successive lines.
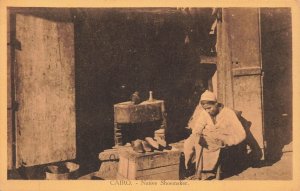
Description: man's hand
xmin=185 ymin=126 xmax=192 ymax=134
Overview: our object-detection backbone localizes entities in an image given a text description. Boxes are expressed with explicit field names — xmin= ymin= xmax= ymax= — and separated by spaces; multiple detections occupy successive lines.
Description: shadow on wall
xmin=220 ymin=113 xmax=263 ymax=179
xmin=264 ymin=119 xmax=292 ymax=163
xmin=261 ymin=8 xmax=292 ymax=163
xmin=220 ymin=107 xmax=292 ymax=179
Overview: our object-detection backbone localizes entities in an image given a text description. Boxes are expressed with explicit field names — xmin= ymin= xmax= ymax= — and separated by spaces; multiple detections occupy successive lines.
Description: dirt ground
xmin=226 ymin=152 xmax=292 ymax=180
xmin=225 ymin=148 xmax=292 ymax=180
xmin=78 ymin=151 xmax=293 ymax=180
xmin=8 ymin=142 xmax=292 ymax=180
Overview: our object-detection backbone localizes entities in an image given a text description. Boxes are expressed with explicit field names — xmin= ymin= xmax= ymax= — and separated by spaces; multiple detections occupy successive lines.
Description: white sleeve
xmin=191 ymin=111 xmax=207 ymax=135
xmin=187 ymin=105 xmax=202 ymax=129
xmin=228 ymin=109 xmax=246 ymax=145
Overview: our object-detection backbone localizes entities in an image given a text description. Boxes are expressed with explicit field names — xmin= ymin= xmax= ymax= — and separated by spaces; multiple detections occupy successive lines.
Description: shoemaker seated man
xmin=183 ymin=90 xmax=246 ymax=179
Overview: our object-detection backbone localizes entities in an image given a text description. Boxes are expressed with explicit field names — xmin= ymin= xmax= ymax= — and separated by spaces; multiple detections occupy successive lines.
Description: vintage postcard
xmin=0 ymin=0 xmax=300 ymax=191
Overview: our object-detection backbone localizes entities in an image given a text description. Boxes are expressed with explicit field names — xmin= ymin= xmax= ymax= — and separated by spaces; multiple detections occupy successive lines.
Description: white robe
xmin=184 ymin=105 xmax=246 ymax=171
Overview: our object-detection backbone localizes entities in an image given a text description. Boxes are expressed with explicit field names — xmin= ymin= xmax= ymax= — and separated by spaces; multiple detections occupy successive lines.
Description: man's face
xmin=202 ymin=102 xmax=219 ymax=116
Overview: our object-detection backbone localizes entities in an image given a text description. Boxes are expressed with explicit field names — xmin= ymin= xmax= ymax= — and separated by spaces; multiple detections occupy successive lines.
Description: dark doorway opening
xmin=73 ymin=8 xmax=215 ymax=172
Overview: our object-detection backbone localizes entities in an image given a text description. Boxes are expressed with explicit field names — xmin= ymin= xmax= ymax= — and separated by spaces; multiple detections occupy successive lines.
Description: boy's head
xmin=200 ymin=90 xmax=219 ymax=116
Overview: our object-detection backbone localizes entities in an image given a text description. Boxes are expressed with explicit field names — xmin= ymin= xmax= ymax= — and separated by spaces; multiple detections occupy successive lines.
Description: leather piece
xmin=131 ymin=139 xmax=145 ymax=153
xmin=145 ymin=137 xmax=159 ymax=149
xmin=141 ymin=140 xmax=153 ymax=152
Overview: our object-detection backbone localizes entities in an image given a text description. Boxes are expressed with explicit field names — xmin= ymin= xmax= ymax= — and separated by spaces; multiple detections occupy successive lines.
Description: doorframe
xmin=7 ymin=10 xmax=17 ymax=170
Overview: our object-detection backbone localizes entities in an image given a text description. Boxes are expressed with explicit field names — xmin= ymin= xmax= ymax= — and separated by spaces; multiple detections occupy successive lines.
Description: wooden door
xmin=229 ymin=8 xmax=264 ymax=151
xmin=217 ymin=8 xmax=265 ymax=154
xmin=14 ymin=13 xmax=76 ymax=167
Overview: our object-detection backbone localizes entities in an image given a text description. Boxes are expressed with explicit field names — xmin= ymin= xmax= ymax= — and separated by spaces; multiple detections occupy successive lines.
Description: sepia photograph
xmin=1 ymin=1 xmax=300 ymax=191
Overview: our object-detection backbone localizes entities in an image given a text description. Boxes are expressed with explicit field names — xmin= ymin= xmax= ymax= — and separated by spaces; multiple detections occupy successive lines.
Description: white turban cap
xmin=200 ymin=90 xmax=217 ymax=102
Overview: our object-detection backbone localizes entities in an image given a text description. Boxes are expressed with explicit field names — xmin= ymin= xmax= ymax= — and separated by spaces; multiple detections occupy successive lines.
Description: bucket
xmin=45 ymin=162 xmax=79 ymax=180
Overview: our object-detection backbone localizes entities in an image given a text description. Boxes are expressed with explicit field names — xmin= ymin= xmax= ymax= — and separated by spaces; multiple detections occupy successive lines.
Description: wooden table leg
xmin=114 ymin=123 xmax=123 ymax=147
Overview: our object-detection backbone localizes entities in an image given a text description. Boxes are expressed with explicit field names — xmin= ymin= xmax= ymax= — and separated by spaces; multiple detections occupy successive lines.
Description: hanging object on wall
xmin=210 ymin=19 xmax=217 ymax=35
xmin=209 ymin=19 xmax=217 ymax=55
xmin=131 ymin=91 xmax=141 ymax=104
xmin=184 ymin=34 xmax=190 ymax=45
xmin=212 ymin=8 xmax=222 ymax=22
